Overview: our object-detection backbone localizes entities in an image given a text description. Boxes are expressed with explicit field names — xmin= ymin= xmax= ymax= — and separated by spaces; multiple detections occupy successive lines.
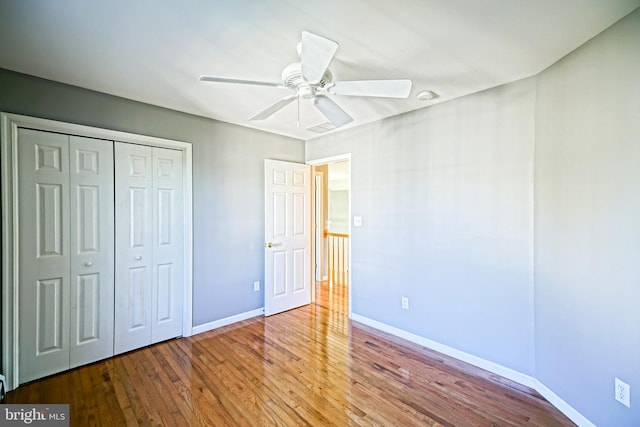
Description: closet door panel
xmin=69 ymin=136 xmax=114 ymax=368
xmin=18 ymin=129 xmax=71 ymax=383
xmin=114 ymin=142 xmax=153 ymax=354
xmin=151 ymin=148 xmax=183 ymax=343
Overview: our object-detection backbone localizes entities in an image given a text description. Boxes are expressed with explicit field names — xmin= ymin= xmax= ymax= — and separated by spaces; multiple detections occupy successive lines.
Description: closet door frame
xmin=1 ymin=112 xmax=194 ymax=391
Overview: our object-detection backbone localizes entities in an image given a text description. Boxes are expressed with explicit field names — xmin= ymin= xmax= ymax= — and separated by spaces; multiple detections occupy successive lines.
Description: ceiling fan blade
xmin=249 ymin=95 xmax=297 ymax=121
xmin=328 ymin=79 xmax=413 ymax=98
xmin=313 ymin=95 xmax=353 ymax=128
xmin=301 ymin=31 xmax=339 ymax=84
xmin=200 ymin=75 xmax=284 ymax=88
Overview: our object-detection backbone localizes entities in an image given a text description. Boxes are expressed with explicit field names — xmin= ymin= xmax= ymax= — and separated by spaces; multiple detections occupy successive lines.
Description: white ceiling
xmin=1 ymin=0 xmax=638 ymax=140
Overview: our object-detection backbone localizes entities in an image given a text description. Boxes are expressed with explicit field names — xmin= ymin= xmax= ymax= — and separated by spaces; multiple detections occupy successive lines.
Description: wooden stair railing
xmin=326 ymin=231 xmax=349 ymax=285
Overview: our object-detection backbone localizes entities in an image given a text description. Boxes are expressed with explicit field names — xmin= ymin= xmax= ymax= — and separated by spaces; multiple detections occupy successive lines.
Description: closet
xmin=16 ymin=128 xmax=185 ymax=384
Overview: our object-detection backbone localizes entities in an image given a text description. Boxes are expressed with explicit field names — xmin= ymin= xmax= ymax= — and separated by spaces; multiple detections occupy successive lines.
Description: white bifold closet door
xmin=18 ymin=129 xmax=115 ymax=384
xmin=114 ymin=142 xmax=184 ymax=355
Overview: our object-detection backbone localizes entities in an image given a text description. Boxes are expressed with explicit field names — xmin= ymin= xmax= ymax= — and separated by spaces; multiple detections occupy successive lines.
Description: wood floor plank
xmin=4 ymin=282 xmax=575 ymax=426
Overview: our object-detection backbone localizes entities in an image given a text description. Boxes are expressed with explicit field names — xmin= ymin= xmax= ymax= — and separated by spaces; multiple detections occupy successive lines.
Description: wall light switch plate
xmin=253 ymin=281 xmax=260 ymax=292
xmin=353 ymin=216 xmax=363 ymax=227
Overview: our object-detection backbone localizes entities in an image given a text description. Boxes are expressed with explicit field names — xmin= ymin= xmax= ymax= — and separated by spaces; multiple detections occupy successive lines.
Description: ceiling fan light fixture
xmin=417 ymin=90 xmax=438 ymax=101
xmin=298 ymin=86 xmax=316 ymax=99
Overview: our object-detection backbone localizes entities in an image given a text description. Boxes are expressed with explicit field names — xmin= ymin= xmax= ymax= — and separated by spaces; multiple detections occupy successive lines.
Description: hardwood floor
xmin=5 ymin=282 xmax=575 ymax=426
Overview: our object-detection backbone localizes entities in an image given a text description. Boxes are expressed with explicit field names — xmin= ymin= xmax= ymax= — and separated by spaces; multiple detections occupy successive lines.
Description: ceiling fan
xmin=199 ymin=31 xmax=412 ymax=131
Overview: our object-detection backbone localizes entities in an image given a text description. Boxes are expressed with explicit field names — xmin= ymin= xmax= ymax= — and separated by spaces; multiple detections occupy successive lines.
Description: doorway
xmin=308 ymin=154 xmax=351 ymax=318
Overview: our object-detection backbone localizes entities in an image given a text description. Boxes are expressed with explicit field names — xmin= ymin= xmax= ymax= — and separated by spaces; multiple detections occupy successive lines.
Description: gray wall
xmin=535 ymin=9 xmax=640 ymax=426
xmin=307 ymin=77 xmax=537 ymax=375
xmin=307 ymin=9 xmax=640 ymax=426
xmin=0 ymin=68 xmax=305 ymax=327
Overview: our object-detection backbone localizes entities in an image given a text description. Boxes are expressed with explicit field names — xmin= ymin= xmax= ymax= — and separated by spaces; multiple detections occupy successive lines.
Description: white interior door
xmin=264 ymin=159 xmax=311 ymax=316
xmin=18 ymin=129 xmax=71 ymax=383
xmin=114 ymin=143 xmax=184 ymax=354
xmin=114 ymin=142 xmax=153 ymax=354
xmin=17 ymin=130 xmax=115 ymax=381
xmin=69 ymin=136 xmax=115 ymax=368
xmin=151 ymin=147 xmax=184 ymax=343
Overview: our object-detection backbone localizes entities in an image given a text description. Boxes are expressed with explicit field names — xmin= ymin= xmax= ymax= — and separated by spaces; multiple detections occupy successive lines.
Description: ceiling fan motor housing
xmin=281 ymin=62 xmax=333 ymax=96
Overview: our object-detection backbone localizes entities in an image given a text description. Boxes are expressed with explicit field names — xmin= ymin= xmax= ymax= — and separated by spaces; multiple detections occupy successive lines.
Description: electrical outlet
xmin=615 ymin=377 xmax=631 ymax=408
xmin=253 ymin=281 xmax=260 ymax=292
xmin=401 ymin=297 xmax=409 ymax=310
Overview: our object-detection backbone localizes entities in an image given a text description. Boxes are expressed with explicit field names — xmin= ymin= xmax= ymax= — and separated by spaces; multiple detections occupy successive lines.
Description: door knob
xmin=266 ymin=242 xmax=273 ymax=248
xmin=135 ymin=255 xmax=142 ymax=261
xmin=84 ymin=261 xmax=93 ymax=267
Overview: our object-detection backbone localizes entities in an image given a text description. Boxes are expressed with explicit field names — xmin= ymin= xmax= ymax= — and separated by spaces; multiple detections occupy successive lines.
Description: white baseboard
xmin=350 ymin=313 xmax=536 ymax=387
xmin=350 ymin=313 xmax=595 ymax=427
xmin=532 ymin=379 xmax=596 ymax=427
xmin=191 ymin=308 xmax=265 ymax=335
